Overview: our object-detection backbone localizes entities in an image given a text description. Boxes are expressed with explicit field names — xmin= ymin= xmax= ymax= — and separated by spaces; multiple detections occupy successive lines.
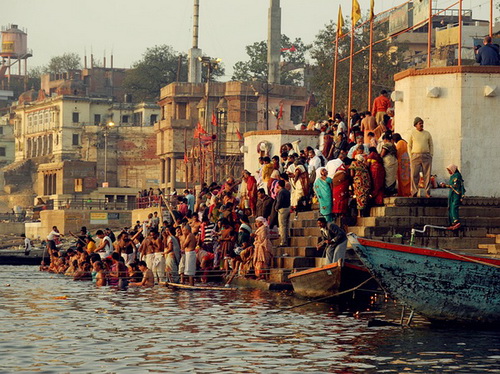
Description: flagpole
xmin=347 ymin=22 xmax=354 ymax=134
xmin=458 ymin=0 xmax=462 ymax=66
xmin=490 ymin=0 xmax=493 ymax=38
xmin=368 ymin=17 xmax=374 ymax=111
xmin=332 ymin=33 xmax=339 ymax=117
xmin=427 ymin=0 xmax=433 ymax=68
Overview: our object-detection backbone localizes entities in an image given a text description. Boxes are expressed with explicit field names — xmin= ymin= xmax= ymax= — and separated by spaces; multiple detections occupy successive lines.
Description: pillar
xmin=165 ymin=157 xmax=171 ymax=184
xmin=170 ymin=157 xmax=176 ymax=191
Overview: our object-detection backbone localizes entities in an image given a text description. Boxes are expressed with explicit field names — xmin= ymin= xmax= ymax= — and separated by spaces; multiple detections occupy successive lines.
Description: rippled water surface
xmin=1 ymin=266 xmax=500 ymax=373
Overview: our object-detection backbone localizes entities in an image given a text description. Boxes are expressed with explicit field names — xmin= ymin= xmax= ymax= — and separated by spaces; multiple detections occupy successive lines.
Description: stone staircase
xmin=268 ymin=196 xmax=500 ymax=283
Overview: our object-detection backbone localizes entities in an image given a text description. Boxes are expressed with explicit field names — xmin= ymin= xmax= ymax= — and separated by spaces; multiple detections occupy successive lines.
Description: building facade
xmin=155 ymin=81 xmax=307 ymax=192
xmin=9 ymin=91 xmax=160 ymax=202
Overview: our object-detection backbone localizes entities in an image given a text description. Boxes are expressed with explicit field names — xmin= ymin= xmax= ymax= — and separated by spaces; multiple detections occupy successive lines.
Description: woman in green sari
xmin=442 ymin=164 xmax=465 ymax=230
xmin=313 ymin=167 xmax=333 ymax=222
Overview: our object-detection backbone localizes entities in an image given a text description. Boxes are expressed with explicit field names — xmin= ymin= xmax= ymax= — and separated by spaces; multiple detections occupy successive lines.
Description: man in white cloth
xmin=180 ymin=224 xmax=197 ymax=286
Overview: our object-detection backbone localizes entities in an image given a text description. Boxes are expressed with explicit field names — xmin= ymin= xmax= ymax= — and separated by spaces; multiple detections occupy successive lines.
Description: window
xmin=150 ymin=114 xmax=157 ymax=125
xmin=74 ymin=178 xmax=83 ymax=192
xmin=72 ymin=112 xmax=79 ymax=123
xmin=177 ymin=103 xmax=187 ymax=119
xmin=94 ymin=114 xmax=101 ymax=125
xmin=72 ymin=134 xmax=79 ymax=146
xmin=122 ymin=115 xmax=129 ymax=124
xmin=0 ymin=127 xmax=3 ymax=135
xmin=290 ymin=106 xmax=305 ymax=124
xmin=134 ymin=112 xmax=143 ymax=126
xmin=0 ymin=147 xmax=5 ymax=157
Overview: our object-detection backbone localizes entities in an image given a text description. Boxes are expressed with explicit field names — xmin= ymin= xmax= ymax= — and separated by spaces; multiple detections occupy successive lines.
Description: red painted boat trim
xmin=358 ymin=237 xmax=500 ymax=266
xmin=288 ymin=262 xmax=340 ymax=279
xmin=343 ymin=262 xmax=369 ymax=273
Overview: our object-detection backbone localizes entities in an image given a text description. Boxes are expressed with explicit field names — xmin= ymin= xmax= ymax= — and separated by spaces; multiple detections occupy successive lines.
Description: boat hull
xmin=348 ymin=234 xmax=500 ymax=325
xmin=288 ymin=261 xmax=342 ymax=299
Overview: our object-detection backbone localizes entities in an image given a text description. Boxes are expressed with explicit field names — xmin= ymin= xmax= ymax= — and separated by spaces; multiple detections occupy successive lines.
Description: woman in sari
xmin=380 ymin=133 xmax=398 ymax=196
xmin=366 ymin=147 xmax=386 ymax=206
xmin=332 ymin=159 xmax=350 ymax=218
xmin=253 ymin=217 xmax=273 ymax=280
xmin=442 ymin=164 xmax=466 ymax=230
xmin=287 ymin=159 xmax=309 ymax=218
xmin=313 ymin=167 xmax=333 ymax=222
xmin=350 ymin=154 xmax=371 ymax=217
xmin=393 ymin=133 xmax=411 ymax=197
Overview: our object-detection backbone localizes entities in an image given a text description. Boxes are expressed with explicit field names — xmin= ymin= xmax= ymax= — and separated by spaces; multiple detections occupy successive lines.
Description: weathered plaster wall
xmin=244 ymin=130 xmax=319 ymax=178
xmin=394 ymin=67 xmax=500 ymax=197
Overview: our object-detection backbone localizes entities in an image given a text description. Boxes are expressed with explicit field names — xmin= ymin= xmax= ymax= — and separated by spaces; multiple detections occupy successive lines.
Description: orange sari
xmin=396 ymin=140 xmax=411 ymax=197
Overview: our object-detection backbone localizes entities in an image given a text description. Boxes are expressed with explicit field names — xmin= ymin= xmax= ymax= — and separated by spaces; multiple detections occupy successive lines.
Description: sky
xmin=3 ymin=0 xmax=493 ymax=79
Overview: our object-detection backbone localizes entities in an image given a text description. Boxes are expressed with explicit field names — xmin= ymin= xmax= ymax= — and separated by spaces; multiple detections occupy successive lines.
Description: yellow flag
xmin=352 ymin=0 xmax=361 ymax=25
xmin=337 ymin=5 xmax=345 ymax=37
xmin=370 ymin=0 xmax=375 ymax=21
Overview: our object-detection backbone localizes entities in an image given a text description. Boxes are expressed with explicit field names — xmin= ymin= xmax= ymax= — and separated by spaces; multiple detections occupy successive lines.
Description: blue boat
xmin=347 ymin=233 xmax=500 ymax=325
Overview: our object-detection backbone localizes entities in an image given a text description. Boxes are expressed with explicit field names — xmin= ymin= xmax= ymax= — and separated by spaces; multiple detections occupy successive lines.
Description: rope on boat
xmin=438 ymin=248 xmax=500 ymax=269
xmin=267 ymin=276 xmax=375 ymax=314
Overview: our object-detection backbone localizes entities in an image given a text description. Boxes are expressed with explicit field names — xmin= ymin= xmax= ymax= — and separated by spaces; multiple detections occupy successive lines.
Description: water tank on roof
xmin=1 ymin=24 xmax=28 ymax=58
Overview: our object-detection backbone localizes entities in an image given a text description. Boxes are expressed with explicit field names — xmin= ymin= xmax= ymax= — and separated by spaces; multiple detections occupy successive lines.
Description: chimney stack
xmin=188 ymin=0 xmax=202 ymax=83
xmin=268 ymin=0 xmax=281 ymax=85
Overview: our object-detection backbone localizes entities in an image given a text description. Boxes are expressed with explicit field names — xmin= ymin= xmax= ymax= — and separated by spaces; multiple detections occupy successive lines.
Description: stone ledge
xmin=394 ymin=66 xmax=500 ymax=81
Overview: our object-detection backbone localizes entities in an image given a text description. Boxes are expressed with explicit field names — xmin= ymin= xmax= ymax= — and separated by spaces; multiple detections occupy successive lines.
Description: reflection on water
xmin=1 ymin=266 xmax=499 ymax=373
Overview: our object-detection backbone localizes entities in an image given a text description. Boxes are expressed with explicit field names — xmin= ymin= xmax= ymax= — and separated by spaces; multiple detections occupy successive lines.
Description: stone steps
xmin=370 ymin=205 xmax=500 ymax=218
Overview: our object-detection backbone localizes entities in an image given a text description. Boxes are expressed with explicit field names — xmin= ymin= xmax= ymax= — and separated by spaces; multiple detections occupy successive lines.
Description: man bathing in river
xmin=130 ymin=261 xmax=154 ymax=287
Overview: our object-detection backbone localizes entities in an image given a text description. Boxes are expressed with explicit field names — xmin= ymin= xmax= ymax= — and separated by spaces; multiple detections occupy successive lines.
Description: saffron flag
xmin=337 ymin=5 xmax=345 ymax=37
xmin=236 ymin=129 xmax=243 ymax=141
xmin=183 ymin=153 xmax=189 ymax=164
xmin=280 ymin=45 xmax=297 ymax=52
xmin=352 ymin=0 xmax=361 ymax=26
xmin=277 ymin=103 xmax=284 ymax=120
xmin=211 ymin=111 xmax=218 ymax=126
xmin=193 ymin=122 xmax=207 ymax=138
xmin=370 ymin=0 xmax=375 ymax=21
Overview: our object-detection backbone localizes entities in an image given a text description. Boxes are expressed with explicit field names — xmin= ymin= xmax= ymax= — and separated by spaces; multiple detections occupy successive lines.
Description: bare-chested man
xmin=150 ymin=229 xmax=165 ymax=284
xmin=179 ymin=224 xmax=197 ymax=286
xmin=138 ymin=230 xmax=161 ymax=276
xmin=130 ymin=261 xmax=154 ymax=287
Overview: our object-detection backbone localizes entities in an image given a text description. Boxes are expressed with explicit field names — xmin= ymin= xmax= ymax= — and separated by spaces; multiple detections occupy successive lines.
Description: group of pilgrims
xmin=38 ymin=105 xmax=467 ymax=287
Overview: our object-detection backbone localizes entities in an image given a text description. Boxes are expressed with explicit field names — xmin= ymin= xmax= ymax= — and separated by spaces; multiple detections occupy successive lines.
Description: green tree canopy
xmin=309 ymin=18 xmax=408 ymax=119
xmin=123 ymin=44 xmax=224 ymax=102
xmin=43 ymin=52 xmax=82 ymax=74
xmin=231 ymin=35 xmax=310 ymax=85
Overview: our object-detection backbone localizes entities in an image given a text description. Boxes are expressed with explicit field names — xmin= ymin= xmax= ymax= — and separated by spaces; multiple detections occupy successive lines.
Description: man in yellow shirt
xmin=408 ymin=117 xmax=433 ymax=197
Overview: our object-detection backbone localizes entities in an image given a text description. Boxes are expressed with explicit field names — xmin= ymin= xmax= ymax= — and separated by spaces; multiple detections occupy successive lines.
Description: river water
xmin=1 ymin=266 xmax=499 ymax=373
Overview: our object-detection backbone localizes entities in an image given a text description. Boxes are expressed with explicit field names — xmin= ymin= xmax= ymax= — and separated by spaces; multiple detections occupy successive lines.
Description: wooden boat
xmin=348 ymin=233 xmax=500 ymax=325
xmin=288 ymin=260 xmax=342 ymax=298
xmin=163 ymin=282 xmax=235 ymax=291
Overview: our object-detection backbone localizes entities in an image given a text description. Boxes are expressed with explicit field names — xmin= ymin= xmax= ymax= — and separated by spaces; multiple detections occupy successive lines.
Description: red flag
xmin=277 ymin=103 xmax=284 ymax=120
xmin=193 ymin=122 xmax=207 ymax=138
xmin=236 ymin=129 xmax=243 ymax=141
xmin=183 ymin=153 xmax=189 ymax=164
xmin=211 ymin=111 xmax=218 ymax=126
xmin=280 ymin=45 xmax=297 ymax=52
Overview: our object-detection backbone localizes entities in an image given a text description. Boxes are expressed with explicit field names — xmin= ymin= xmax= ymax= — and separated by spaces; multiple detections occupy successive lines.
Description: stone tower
xmin=267 ymin=0 xmax=281 ymax=84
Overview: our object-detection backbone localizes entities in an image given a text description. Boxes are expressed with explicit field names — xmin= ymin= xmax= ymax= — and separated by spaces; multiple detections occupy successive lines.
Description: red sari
xmin=246 ymin=176 xmax=257 ymax=213
xmin=366 ymin=151 xmax=386 ymax=205
xmin=332 ymin=163 xmax=349 ymax=214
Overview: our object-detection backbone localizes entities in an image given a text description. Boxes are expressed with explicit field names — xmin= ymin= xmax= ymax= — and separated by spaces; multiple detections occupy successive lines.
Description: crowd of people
xmin=39 ymin=88 xmax=469 ymax=287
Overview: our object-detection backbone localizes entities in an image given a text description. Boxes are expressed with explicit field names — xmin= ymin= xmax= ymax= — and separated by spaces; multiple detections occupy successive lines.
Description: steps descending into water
xmin=268 ymin=196 xmax=500 ymax=281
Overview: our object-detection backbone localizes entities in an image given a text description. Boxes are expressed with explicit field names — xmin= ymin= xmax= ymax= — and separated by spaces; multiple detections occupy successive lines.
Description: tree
xmin=231 ymin=35 xmax=311 ymax=85
xmin=44 ymin=53 xmax=82 ymax=74
xmin=123 ymin=44 xmax=225 ymax=102
xmin=309 ymin=18 xmax=409 ymax=118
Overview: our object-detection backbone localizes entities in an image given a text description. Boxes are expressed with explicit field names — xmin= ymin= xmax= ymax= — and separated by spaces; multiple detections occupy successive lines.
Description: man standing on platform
xmin=408 ymin=117 xmax=433 ymax=198
xmin=372 ymin=90 xmax=391 ymax=126
xmin=475 ymin=36 xmax=500 ymax=66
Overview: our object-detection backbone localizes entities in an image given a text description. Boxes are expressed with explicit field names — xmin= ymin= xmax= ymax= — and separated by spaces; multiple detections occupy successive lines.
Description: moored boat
xmin=288 ymin=260 xmax=342 ymax=298
xmin=348 ymin=233 xmax=500 ymax=325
